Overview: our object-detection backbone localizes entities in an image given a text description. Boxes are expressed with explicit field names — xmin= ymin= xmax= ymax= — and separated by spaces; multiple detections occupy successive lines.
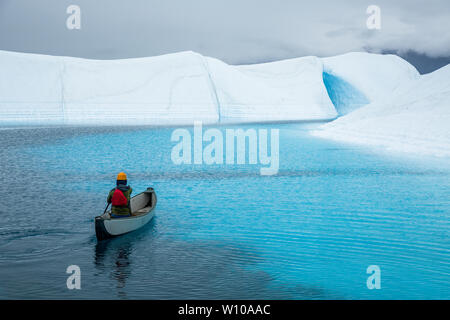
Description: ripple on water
xmin=0 ymin=124 xmax=449 ymax=299
xmin=0 ymin=227 xmax=81 ymax=263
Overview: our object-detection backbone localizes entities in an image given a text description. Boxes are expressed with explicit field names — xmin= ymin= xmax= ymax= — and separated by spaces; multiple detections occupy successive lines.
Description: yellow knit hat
xmin=117 ymin=172 xmax=127 ymax=181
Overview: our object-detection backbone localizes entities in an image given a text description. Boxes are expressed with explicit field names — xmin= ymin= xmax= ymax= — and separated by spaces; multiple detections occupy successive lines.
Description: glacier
xmin=321 ymin=52 xmax=419 ymax=116
xmin=2 ymin=49 xmax=448 ymax=157
xmin=0 ymin=51 xmax=219 ymax=125
xmin=313 ymin=63 xmax=450 ymax=157
xmin=0 ymin=50 xmax=417 ymax=126
xmin=207 ymin=55 xmax=337 ymax=122
xmin=322 ymin=52 xmax=420 ymax=102
xmin=0 ymin=50 xmax=336 ymax=125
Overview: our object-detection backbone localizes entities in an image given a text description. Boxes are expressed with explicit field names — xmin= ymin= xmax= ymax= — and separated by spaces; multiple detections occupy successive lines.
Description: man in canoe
xmin=107 ymin=172 xmax=133 ymax=218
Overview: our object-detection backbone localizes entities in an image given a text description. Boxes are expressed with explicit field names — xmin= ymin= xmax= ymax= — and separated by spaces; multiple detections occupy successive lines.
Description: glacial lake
xmin=0 ymin=122 xmax=449 ymax=299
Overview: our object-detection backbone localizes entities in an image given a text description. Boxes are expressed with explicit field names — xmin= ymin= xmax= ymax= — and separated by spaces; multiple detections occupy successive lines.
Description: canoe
xmin=95 ymin=187 xmax=157 ymax=241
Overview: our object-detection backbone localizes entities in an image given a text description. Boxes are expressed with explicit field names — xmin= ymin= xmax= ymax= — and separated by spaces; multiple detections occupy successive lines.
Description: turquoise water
xmin=0 ymin=123 xmax=449 ymax=299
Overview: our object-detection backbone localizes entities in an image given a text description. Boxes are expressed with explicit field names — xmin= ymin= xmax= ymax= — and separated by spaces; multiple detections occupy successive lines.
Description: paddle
xmin=103 ymin=202 xmax=111 ymax=214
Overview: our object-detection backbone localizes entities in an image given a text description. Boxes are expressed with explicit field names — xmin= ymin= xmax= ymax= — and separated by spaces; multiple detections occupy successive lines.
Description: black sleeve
xmin=107 ymin=189 xmax=114 ymax=203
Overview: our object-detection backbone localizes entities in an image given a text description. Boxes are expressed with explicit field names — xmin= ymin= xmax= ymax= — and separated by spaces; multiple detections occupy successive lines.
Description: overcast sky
xmin=0 ymin=0 xmax=449 ymax=72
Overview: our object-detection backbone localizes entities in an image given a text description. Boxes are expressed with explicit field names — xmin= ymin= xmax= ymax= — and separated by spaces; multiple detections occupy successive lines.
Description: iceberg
xmin=0 ymin=51 xmax=64 ymax=124
xmin=322 ymin=52 xmax=420 ymax=102
xmin=206 ymin=56 xmax=337 ymax=122
xmin=313 ymin=64 xmax=450 ymax=157
xmin=0 ymin=50 xmax=339 ymax=125
xmin=321 ymin=52 xmax=420 ymax=116
xmin=0 ymin=51 xmax=219 ymax=125
xmin=1 ymin=48 xmax=436 ymax=151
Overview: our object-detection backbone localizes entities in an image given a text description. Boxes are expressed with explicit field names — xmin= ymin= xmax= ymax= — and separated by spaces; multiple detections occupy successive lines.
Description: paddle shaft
xmin=103 ymin=202 xmax=111 ymax=214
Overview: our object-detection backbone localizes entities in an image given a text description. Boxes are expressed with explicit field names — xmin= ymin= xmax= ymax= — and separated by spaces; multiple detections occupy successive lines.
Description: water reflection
xmin=94 ymin=238 xmax=133 ymax=299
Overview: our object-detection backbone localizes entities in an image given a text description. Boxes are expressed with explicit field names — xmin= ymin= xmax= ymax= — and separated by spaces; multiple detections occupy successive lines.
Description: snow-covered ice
xmin=321 ymin=52 xmax=420 ymax=116
xmin=322 ymin=52 xmax=420 ymax=102
xmin=0 ymin=50 xmax=422 ymax=126
xmin=0 ymin=50 xmax=339 ymax=125
xmin=0 ymin=51 xmax=220 ymax=125
xmin=207 ymin=55 xmax=337 ymax=122
xmin=1 ymin=50 xmax=418 ymax=126
xmin=0 ymin=51 xmax=63 ymax=123
xmin=313 ymin=64 xmax=450 ymax=157
xmin=1 ymin=49 xmax=448 ymax=158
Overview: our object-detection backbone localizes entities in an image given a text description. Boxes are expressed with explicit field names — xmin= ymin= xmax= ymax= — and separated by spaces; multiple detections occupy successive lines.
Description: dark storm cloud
xmin=0 ymin=0 xmax=449 ymax=67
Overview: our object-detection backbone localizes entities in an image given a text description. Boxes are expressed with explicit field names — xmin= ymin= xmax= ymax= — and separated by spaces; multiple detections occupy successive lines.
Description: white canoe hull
xmin=103 ymin=210 xmax=155 ymax=236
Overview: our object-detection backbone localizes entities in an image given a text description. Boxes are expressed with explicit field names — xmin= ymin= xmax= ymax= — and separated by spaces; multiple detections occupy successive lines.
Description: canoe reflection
xmin=94 ymin=238 xmax=133 ymax=298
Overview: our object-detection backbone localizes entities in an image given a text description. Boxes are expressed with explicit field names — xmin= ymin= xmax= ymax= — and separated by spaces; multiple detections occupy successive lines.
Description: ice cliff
xmin=313 ymin=63 xmax=450 ymax=157
xmin=0 ymin=50 xmax=338 ymax=125
xmin=4 ymin=49 xmax=447 ymax=158
xmin=0 ymin=50 xmax=417 ymax=126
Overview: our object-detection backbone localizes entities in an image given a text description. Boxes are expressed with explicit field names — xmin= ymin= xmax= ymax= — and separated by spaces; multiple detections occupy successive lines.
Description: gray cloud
xmin=0 ymin=0 xmax=449 ymax=64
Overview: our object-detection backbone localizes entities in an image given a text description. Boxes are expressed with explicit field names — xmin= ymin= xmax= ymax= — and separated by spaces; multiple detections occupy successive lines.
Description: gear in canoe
xmin=107 ymin=172 xmax=133 ymax=218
